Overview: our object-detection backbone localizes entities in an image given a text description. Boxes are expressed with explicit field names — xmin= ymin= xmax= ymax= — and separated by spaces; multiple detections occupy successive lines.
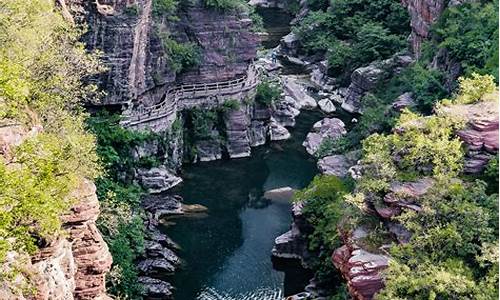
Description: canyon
xmin=1 ymin=0 xmax=497 ymax=300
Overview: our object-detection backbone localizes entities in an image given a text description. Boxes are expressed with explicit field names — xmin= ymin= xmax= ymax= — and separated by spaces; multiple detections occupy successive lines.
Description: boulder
xmin=269 ymin=118 xmax=291 ymax=141
xmin=282 ymin=76 xmax=317 ymax=109
xmin=332 ymin=246 xmax=389 ymax=300
xmin=137 ymin=258 xmax=176 ymax=275
xmin=142 ymin=195 xmax=184 ymax=221
xmin=441 ymin=100 xmax=499 ymax=173
xmin=303 ymin=118 xmax=346 ymax=155
xmin=138 ymin=277 xmax=173 ymax=299
xmin=317 ymin=151 xmax=360 ymax=177
xmin=137 ymin=167 xmax=182 ymax=194
xmin=273 ymin=96 xmax=301 ymax=127
xmin=318 ymin=99 xmax=336 ymax=114
xmin=143 ymin=241 xmax=181 ymax=267
xmin=392 ymin=92 xmax=415 ymax=111
xmin=342 ymin=54 xmax=414 ymax=113
xmin=272 ymin=202 xmax=311 ymax=265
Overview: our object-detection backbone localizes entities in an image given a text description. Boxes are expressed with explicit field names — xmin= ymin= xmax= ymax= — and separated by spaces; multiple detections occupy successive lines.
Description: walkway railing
xmin=121 ymin=64 xmax=259 ymax=128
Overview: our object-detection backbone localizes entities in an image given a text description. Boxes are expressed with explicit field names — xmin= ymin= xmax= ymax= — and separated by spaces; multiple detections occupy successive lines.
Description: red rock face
xmin=332 ymin=229 xmax=390 ymax=300
xmin=64 ymin=179 xmax=113 ymax=300
xmin=401 ymin=0 xmax=447 ymax=56
xmin=442 ymin=100 xmax=499 ymax=173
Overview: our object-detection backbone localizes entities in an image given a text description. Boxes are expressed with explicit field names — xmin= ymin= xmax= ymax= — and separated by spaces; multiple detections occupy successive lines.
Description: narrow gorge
xmin=0 ymin=0 xmax=498 ymax=300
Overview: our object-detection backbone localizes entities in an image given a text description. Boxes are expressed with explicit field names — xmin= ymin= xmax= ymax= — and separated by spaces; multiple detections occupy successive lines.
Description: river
xmin=163 ymin=8 xmax=330 ymax=300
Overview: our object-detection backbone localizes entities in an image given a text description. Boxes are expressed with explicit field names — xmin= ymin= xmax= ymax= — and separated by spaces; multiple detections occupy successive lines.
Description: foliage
xmin=255 ymin=80 xmax=281 ymax=105
xmin=204 ymin=0 xmax=247 ymax=11
xmin=189 ymin=108 xmax=219 ymax=140
xmin=295 ymin=176 xmax=350 ymax=251
xmin=377 ymin=180 xmax=499 ymax=299
xmin=87 ymin=111 xmax=160 ymax=298
xmin=314 ymin=137 xmax=351 ymax=158
xmin=221 ymin=99 xmax=241 ymax=112
xmin=0 ymin=0 xmax=101 ymax=282
xmin=293 ymin=0 xmax=409 ymax=78
xmin=453 ymin=73 xmax=497 ymax=104
xmin=152 ymin=0 xmax=178 ymax=16
xmin=484 ymin=155 xmax=499 ymax=194
xmin=161 ymin=35 xmax=201 ymax=74
xmin=433 ymin=0 xmax=499 ymax=80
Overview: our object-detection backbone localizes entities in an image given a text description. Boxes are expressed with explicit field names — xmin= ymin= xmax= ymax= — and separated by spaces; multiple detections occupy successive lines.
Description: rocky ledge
xmin=332 ymin=229 xmax=390 ymax=300
xmin=441 ymin=100 xmax=499 ymax=173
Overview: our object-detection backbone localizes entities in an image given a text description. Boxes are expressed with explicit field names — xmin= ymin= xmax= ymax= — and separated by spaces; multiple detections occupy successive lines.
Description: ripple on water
xmin=196 ymin=287 xmax=283 ymax=300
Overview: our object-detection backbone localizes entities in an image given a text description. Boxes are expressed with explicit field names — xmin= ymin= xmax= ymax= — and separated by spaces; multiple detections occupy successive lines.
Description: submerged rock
xmin=263 ymin=187 xmax=295 ymax=202
xmin=303 ymin=118 xmax=346 ymax=155
xmin=137 ymin=167 xmax=182 ymax=194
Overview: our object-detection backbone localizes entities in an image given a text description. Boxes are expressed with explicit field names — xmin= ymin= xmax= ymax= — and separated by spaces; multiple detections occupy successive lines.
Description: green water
xmin=166 ymin=111 xmax=324 ymax=300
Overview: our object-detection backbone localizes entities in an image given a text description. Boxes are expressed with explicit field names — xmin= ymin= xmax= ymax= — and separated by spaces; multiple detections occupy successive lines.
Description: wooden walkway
xmin=121 ymin=64 xmax=259 ymax=129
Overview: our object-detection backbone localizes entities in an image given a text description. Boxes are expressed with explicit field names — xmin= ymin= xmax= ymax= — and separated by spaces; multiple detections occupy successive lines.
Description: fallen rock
xmin=318 ymin=99 xmax=336 ymax=114
xmin=137 ymin=167 xmax=182 ymax=194
xmin=392 ymin=92 xmax=415 ymax=111
xmin=317 ymin=151 xmax=360 ymax=177
xmin=303 ymin=118 xmax=346 ymax=155
xmin=282 ymin=76 xmax=317 ymax=109
xmin=137 ymin=258 xmax=176 ymax=275
xmin=269 ymin=118 xmax=291 ymax=141
xmin=138 ymin=276 xmax=173 ymax=299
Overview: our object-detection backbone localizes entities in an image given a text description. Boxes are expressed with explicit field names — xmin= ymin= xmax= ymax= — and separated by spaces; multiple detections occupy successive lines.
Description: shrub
xmin=204 ymin=0 xmax=247 ymax=10
xmin=255 ymin=80 xmax=281 ymax=105
xmin=161 ymin=36 xmax=201 ymax=74
xmin=0 ymin=0 xmax=101 ymax=281
xmin=152 ymin=0 xmax=178 ymax=16
xmin=454 ymin=73 xmax=496 ymax=104
xmin=433 ymin=0 xmax=499 ymax=80
xmin=221 ymin=98 xmax=241 ymax=112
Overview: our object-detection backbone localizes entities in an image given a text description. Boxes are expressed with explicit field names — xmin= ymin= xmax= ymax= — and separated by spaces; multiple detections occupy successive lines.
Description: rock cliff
xmin=0 ymin=123 xmax=112 ymax=300
xmin=66 ymin=0 xmax=258 ymax=108
xmin=402 ymin=0 xmax=471 ymax=57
